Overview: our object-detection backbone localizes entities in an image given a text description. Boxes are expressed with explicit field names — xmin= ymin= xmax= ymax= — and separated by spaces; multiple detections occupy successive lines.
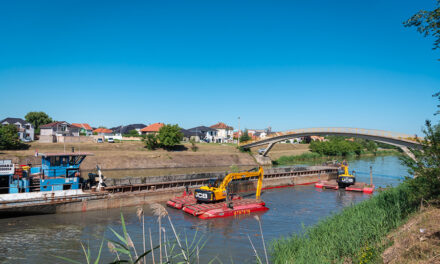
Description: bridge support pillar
xmin=254 ymin=155 xmax=272 ymax=165
xmin=399 ymin=146 xmax=416 ymax=162
xmin=262 ymin=142 xmax=276 ymax=156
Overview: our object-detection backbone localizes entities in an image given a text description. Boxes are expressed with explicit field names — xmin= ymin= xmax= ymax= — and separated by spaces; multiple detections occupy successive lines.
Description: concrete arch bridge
xmin=240 ymin=127 xmax=422 ymax=161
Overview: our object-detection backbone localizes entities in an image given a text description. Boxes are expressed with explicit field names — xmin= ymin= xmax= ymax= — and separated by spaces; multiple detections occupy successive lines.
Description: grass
xmin=273 ymin=152 xmax=323 ymax=165
xmin=273 ymin=149 xmax=401 ymax=165
xmin=270 ymin=182 xmax=418 ymax=263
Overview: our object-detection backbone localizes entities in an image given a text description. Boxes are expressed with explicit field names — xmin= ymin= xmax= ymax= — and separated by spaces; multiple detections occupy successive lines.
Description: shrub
xmin=144 ymin=134 xmax=159 ymax=150
xmin=190 ymin=138 xmax=198 ymax=152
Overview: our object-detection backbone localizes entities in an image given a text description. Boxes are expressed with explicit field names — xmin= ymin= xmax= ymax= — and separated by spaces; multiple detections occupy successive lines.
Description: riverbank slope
xmin=0 ymin=141 xmax=315 ymax=170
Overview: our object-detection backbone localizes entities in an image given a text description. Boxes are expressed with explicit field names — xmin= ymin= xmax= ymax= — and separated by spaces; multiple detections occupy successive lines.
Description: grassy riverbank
xmin=270 ymin=183 xmax=418 ymax=263
xmin=0 ymin=141 xmax=257 ymax=170
xmin=273 ymin=149 xmax=400 ymax=165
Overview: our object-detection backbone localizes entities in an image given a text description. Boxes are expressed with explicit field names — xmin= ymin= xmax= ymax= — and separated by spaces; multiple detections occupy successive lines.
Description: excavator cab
xmin=207 ymin=178 xmax=221 ymax=188
xmin=337 ymin=161 xmax=356 ymax=188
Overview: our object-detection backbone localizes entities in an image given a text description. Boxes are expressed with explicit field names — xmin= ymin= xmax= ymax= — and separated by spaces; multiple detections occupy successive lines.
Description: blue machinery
xmin=0 ymin=153 xmax=92 ymax=194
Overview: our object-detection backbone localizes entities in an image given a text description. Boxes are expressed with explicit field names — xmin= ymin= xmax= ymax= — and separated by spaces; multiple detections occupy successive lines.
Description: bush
xmin=123 ymin=129 xmax=141 ymax=137
xmin=310 ymin=138 xmax=363 ymax=156
xmin=0 ymin=125 xmax=29 ymax=150
xmin=144 ymin=134 xmax=159 ymax=150
xmin=190 ymin=138 xmax=198 ymax=152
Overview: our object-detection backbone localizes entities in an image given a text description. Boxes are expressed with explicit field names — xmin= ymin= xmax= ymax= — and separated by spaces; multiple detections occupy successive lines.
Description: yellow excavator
xmin=337 ymin=161 xmax=356 ymax=188
xmin=194 ymin=166 xmax=264 ymax=203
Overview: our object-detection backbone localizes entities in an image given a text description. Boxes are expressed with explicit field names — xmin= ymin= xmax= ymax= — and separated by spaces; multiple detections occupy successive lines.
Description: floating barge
xmin=183 ymin=199 xmax=268 ymax=219
xmin=166 ymin=190 xmax=266 ymax=219
xmin=315 ymin=180 xmax=374 ymax=194
xmin=0 ymin=159 xmax=339 ymax=217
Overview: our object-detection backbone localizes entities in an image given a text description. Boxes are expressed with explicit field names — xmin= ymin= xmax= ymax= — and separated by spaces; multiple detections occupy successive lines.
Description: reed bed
xmin=270 ymin=183 xmax=417 ymax=263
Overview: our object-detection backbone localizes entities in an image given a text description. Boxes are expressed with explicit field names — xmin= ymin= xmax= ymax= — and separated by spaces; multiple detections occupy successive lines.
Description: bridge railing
xmin=240 ymin=127 xmax=421 ymax=146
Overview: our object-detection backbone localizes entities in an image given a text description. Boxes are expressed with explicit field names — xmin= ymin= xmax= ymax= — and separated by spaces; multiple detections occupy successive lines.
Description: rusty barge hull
xmin=0 ymin=166 xmax=338 ymax=217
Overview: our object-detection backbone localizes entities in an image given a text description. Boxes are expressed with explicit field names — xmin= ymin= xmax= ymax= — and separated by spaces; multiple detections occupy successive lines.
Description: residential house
xmin=140 ymin=123 xmax=164 ymax=135
xmin=93 ymin=128 xmax=114 ymax=137
xmin=310 ymin=136 xmax=326 ymax=142
xmin=210 ymin=122 xmax=234 ymax=143
xmin=72 ymin=123 xmax=93 ymax=136
xmin=248 ymin=127 xmax=272 ymax=139
xmin=39 ymin=121 xmax=80 ymax=142
xmin=187 ymin=126 xmax=217 ymax=142
xmin=0 ymin=117 xmax=35 ymax=141
xmin=111 ymin=124 xmax=146 ymax=136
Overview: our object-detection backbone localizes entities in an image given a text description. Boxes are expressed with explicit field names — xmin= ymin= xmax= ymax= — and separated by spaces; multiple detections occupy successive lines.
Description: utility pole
xmin=237 ymin=117 xmax=240 ymax=146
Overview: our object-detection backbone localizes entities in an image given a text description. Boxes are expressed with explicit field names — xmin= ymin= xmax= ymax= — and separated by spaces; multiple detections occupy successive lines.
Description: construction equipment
xmin=337 ymin=161 xmax=356 ymax=188
xmin=194 ymin=166 xmax=264 ymax=203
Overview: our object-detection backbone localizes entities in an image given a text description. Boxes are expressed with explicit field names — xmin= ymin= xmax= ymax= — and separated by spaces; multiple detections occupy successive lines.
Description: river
xmin=0 ymin=155 xmax=408 ymax=263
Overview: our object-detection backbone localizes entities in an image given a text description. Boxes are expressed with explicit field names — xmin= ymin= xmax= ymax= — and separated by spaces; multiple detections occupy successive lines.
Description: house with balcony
xmin=39 ymin=121 xmax=80 ymax=142
xmin=0 ymin=117 xmax=34 ymax=141
xmin=210 ymin=122 xmax=234 ymax=143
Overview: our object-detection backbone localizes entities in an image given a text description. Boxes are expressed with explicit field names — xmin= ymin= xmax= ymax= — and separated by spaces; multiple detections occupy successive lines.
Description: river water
xmin=0 ymin=155 xmax=408 ymax=263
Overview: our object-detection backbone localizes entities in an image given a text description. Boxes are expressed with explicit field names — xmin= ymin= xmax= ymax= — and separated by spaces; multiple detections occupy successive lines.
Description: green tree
xmin=157 ymin=124 xmax=183 ymax=149
xmin=366 ymin=141 xmax=378 ymax=152
xmin=144 ymin=134 xmax=159 ymax=150
xmin=0 ymin=124 xmax=29 ymax=150
xmin=124 ymin=129 xmax=141 ymax=137
xmin=404 ymin=1 xmax=440 ymax=51
xmin=239 ymin=129 xmax=251 ymax=142
xmin=24 ymin=111 xmax=53 ymax=134
xmin=401 ymin=120 xmax=440 ymax=203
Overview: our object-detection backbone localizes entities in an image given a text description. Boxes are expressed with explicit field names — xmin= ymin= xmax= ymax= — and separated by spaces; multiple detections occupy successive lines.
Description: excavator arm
xmin=195 ymin=166 xmax=264 ymax=202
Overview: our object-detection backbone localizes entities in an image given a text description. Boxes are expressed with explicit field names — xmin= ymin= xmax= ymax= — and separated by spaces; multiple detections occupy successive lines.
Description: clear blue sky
xmin=1 ymin=0 xmax=439 ymax=134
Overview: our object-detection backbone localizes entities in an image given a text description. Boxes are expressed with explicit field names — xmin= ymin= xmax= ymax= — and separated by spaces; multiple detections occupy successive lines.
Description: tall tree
xmin=401 ymin=120 xmax=440 ymax=203
xmin=239 ymin=129 xmax=251 ymax=142
xmin=405 ymin=2 xmax=440 ymax=113
xmin=25 ymin=111 xmax=53 ymax=134
xmin=157 ymin=124 xmax=183 ymax=149
xmin=404 ymin=1 xmax=440 ymax=51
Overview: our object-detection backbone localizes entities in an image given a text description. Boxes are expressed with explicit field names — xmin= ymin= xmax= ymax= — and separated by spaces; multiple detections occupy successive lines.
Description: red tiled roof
xmin=72 ymin=123 xmax=92 ymax=130
xmin=93 ymin=128 xmax=113 ymax=134
xmin=140 ymin=123 xmax=164 ymax=132
xmin=40 ymin=121 xmax=68 ymax=128
xmin=210 ymin=122 xmax=233 ymax=130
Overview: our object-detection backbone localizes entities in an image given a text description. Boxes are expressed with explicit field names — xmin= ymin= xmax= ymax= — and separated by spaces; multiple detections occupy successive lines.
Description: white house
xmin=0 ymin=117 xmax=35 ymax=141
xmin=210 ymin=122 xmax=234 ymax=143
xmin=39 ymin=121 xmax=80 ymax=142
xmin=187 ymin=126 xmax=218 ymax=142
